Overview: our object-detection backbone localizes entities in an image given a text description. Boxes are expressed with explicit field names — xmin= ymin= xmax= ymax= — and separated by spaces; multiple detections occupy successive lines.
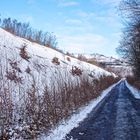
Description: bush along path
xmin=65 ymin=80 xmax=140 ymax=140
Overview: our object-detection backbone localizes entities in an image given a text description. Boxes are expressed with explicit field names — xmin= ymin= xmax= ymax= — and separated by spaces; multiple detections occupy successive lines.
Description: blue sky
xmin=0 ymin=0 xmax=122 ymax=57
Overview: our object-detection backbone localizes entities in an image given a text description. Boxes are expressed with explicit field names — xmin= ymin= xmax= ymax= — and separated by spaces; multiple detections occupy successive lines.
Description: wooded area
xmin=0 ymin=17 xmax=57 ymax=48
xmin=117 ymin=0 xmax=140 ymax=79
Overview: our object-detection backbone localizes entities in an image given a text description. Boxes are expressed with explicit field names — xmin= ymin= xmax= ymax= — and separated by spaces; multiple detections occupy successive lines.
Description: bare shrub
xmin=126 ymin=76 xmax=140 ymax=90
xmin=0 ymin=54 xmax=119 ymax=139
xmin=71 ymin=66 xmax=83 ymax=76
xmin=52 ymin=57 xmax=60 ymax=65
xmin=77 ymin=54 xmax=87 ymax=61
xmin=66 ymin=52 xmax=73 ymax=57
xmin=66 ymin=57 xmax=71 ymax=62
xmin=87 ymin=59 xmax=100 ymax=67
xmin=5 ymin=70 xmax=22 ymax=83
xmin=0 ymin=73 xmax=119 ymax=139
xmin=25 ymin=66 xmax=31 ymax=74
xmin=20 ymin=44 xmax=30 ymax=61
xmin=9 ymin=59 xmax=22 ymax=73
xmin=0 ymin=88 xmax=13 ymax=139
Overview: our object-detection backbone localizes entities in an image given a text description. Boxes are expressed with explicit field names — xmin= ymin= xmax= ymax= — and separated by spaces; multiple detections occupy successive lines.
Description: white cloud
xmin=58 ymin=33 xmax=109 ymax=54
xmin=46 ymin=0 xmax=122 ymax=56
xmin=27 ymin=0 xmax=36 ymax=5
xmin=65 ymin=19 xmax=82 ymax=25
xmin=76 ymin=9 xmax=121 ymax=29
xmin=54 ymin=9 xmax=121 ymax=56
xmin=100 ymin=0 xmax=121 ymax=5
xmin=91 ymin=0 xmax=121 ymax=6
xmin=58 ymin=0 xmax=79 ymax=7
xmin=77 ymin=11 xmax=95 ymax=18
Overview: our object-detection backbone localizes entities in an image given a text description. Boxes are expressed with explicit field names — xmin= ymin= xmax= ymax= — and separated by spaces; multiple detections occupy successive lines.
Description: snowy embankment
xmin=0 ymin=27 xmax=115 ymax=105
xmin=0 ymin=28 xmax=117 ymax=139
xmin=40 ymin=80 xmax=121 ymax=140
xmin=0 ymin=28 xmax=112 ymax=76
xmin=125 ymin=81 xmax=140 ymax=99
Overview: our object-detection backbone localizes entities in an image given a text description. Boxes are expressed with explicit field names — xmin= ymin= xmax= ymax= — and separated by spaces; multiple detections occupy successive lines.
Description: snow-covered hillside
xmin=0 ymin=28 xmax=117 ymax=139
xmin=0 ymin=28 xmax=114 ymax=95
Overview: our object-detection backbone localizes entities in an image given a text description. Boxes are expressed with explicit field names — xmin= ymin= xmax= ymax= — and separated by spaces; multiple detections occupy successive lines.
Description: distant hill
xmin=75 ymin=53 xmax=133 ymax=77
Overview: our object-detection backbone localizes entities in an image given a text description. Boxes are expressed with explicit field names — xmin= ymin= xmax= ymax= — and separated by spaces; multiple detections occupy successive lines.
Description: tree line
xmin=117 ymin=0 xmax=140 ymax=79
xmin=0 ymin=17 xmax=57 ymax=48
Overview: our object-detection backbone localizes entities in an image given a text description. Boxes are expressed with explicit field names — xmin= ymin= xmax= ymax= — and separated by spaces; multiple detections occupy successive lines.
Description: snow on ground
xmin=39 ymin=80 xmax=122 ymax=140
xmin=0 ymin=28 xmax=114 ymax=99
xmin=125 ymin=81 xmax=140 ymax=99
xmin=0 ymin=28 xmax=118 ymax=139
xmin=0 ymin=28 xmax=112 ymax=78
xmin=0 ymin=28 xmax=117 ymax=132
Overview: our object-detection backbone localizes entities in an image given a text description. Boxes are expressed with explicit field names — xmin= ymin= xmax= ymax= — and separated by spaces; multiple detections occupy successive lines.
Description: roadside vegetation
xmin=126 ymin=76 xmax=140 ymax=90
xmin=0 ymin=64 xmax=119 ymax=139
xmin=0 ymin=49 xmax=119 ymax=139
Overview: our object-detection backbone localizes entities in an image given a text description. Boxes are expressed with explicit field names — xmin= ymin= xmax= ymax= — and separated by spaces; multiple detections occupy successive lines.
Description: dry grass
xmin=126 ymin=76 xmax=140 ymax=90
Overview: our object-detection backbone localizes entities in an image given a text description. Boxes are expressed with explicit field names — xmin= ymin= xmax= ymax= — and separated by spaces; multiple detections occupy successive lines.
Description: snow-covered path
xmin=64 ymin=81 xmax=140 ymax=140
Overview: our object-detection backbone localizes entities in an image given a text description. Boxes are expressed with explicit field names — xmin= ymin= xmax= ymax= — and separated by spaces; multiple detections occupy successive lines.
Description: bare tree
xmin=0 ymin=17 xmax=57 ymax=48
xmin=117 ymin=0 xmax=140 ymax=79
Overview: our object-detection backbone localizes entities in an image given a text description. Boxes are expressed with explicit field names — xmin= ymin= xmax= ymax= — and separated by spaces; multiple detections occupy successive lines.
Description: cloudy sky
xmin=0 ymin=0 xmax=122 ymax=57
